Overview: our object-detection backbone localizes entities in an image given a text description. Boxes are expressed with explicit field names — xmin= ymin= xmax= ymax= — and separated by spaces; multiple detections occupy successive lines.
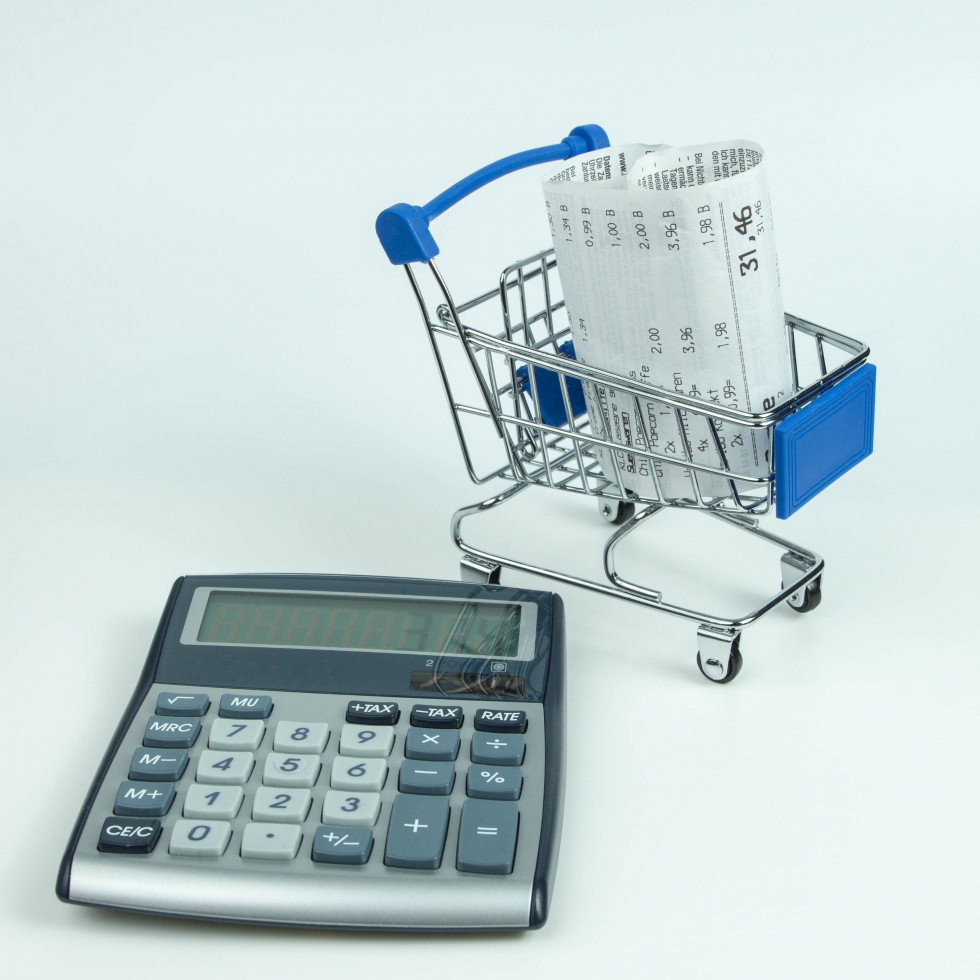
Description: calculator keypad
xmin=94 ymin=686 xmax=539 ymax=882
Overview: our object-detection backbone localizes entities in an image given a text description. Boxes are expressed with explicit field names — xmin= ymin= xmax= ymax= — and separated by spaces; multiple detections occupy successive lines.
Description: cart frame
xmin=378 ymin=126 xmax=875 ymax=682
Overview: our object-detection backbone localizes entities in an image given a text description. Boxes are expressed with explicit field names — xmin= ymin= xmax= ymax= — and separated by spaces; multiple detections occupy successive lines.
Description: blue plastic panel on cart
xmin=516 ymin=342 xmax=587 ymax=427
xmin=774 ymin=363 xmax=876 ymax=518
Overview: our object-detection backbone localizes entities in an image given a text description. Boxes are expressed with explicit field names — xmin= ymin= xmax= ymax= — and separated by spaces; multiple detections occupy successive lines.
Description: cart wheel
xmin=460 ymin=556 xmax=502 ymax=585
xmin=785 ymin=575 xmax=822 ymax=613
xmin=696 ymin=637 xmax=743 ymax=684
xmin=599 ymin=499 xmax=635 ymax=525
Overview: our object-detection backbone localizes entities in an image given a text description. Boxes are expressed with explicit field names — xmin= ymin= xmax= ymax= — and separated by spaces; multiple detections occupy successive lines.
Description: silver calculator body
xmin=57 ymin=574 xmax=565 ymax=931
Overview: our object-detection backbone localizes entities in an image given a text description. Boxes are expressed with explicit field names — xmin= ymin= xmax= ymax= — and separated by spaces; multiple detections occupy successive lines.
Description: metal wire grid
xmin=406 ymin=247 xmax=869 ymax=518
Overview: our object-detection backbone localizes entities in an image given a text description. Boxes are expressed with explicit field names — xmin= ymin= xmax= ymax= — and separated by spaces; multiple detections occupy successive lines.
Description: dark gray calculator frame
xmin=57 ymin=573 xmax=566 ymax=930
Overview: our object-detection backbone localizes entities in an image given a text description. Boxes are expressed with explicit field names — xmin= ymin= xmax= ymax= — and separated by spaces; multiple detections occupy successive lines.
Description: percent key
xmin=466 ymin=764 xmax=523 ymax=801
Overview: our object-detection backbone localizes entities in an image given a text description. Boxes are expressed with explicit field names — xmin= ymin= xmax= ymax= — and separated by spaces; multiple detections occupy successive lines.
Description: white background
xmin=2 ymin=2 xmax=978 ymax=977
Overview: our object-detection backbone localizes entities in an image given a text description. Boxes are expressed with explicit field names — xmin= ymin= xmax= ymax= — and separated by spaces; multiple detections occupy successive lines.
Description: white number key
xmin=263 ymin=752 xmax=322 ymax=788
xmin=209 ymin=719 xmax=265 ymax=751
xmin=196 ymin=750 xmax=255 ymax=785
xmin=339 ymin=724 xmax=395 ymax=758
xmin=273 ymin=721 xmax=329 ymax=753
xmin=330 ymin=756 xmax=387 ymax=792
xmin=321 ymin=789 xmax=382 ymax=827
xmin=183 ymin=784 xmax=244 ymax=820
xmin=169 ymin=819 xmax=232 ymax=857
xmin=251 ymin=787 xmax=312 ymax=824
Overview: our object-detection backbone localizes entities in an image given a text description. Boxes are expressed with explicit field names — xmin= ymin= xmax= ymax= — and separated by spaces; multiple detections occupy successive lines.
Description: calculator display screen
xmin=193 ymin=590 xmax=523 ymax=659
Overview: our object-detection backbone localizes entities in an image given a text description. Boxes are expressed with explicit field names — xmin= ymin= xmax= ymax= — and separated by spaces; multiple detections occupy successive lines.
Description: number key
xmin=263 ymin=752 xmax=321 ymax=788
xmin=251 ymin=787 xmax=312 ymax=824
xmin=273 ymin=721 xmax=329 ymax=753
xmin=209 ymin=718 xmax=265 ymax=751
xmin=183 ymin=784 xmax=244 ymax=820
xmin=339 ymin=724 xmax=394 ymax=758
xmin=321 ymin=790 xmax=382 ymax=827
xmin=195 ymin=749 xmax=254 ymax=785
xmin=169 ymin=819 xmax=232 ymax=857
xmin=330 ymin=756 xmax=387 ymax=792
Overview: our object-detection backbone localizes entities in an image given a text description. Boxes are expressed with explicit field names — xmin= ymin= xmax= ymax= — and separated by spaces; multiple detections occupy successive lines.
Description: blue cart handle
xmin=376 ymin=124 xmax=609 ymax=265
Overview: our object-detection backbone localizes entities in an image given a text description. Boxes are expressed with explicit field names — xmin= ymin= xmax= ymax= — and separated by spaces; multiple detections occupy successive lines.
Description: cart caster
xmin=696 ymin=626 xmax=743 ymax=684
xmin=599 ymin=498 xmax=635 ymax=526
xmin=785 ymin=575 xmax=822 ymax=613
xmin=460 ymin=555 xmax=502 ymax=585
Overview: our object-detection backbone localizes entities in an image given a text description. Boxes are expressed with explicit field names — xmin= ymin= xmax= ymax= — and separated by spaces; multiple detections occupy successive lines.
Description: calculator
xmin=57 ymin=573 xmax=566 ymax=931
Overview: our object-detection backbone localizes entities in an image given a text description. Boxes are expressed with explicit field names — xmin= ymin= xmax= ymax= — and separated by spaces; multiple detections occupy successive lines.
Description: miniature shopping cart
xmin=377 ymin=125 xmax=876 ymax=683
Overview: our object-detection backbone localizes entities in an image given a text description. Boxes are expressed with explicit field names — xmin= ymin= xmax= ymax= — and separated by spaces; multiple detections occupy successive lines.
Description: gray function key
xmin=384 ymin=794 xmax=450 ymax=870
xmin=473 ymin=709 xmax=527 ymax=734
xmin=466 ymin=764 xmax=523 ymax=801
xmin=346 ymin=700 xmax=399 ymax=725
xmin=312 ymin=826 xmax=374 ymax=865
xmin=404 ymin=727 xmax=460 ymax=762
xmin=143 ymin=715 xmax=201 ymax=748
xmin=97 ymin=817 xmax=162 ymax=854
xmin=114 ymin=780 xmax=176 ymax=817
xmin=219 ymin=693 xmax=273 ymax=719
xmin=410 ymin=704 xmax=464 ymax=729
xmin=471 ymin=732 xmax=525 ymax=767
xmin=398 ymin=760 xmax=456 ymax=796
xmin=456 ymin=800 xmax=519 ymax=875
xmin=156 ymin=692 xmax=210 ymax=717
xmin=129 ymin=748 xmax=188 ymax=782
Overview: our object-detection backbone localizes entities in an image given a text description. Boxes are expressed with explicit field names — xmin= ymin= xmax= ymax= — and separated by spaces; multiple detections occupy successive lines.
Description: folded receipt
xmin=542 ymin=141 xmax=792 ymax=504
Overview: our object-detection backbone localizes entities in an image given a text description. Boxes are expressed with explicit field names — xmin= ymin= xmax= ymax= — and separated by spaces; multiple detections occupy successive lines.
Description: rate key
xmin=473 ymin=709 xmax=527 ymax=734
